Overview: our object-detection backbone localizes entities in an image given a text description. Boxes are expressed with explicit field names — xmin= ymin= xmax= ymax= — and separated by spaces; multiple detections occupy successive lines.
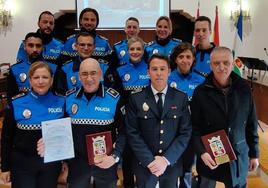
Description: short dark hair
xmin=125 ymin=17 xmax=139 ymax=25
xmin=148 ymin=54 xmax=170 ymax=68
xmin=38 ymin=11 xmax=54 ymax=23
xmin=170 ymin=42 xmax=196 ymax=69
xmin=195 ymin=16 xmax=212 ymax=31
xmin=24 ymin=32 xmax=43 ymax=43
xmin=75 ymin=32 xmax=95 ymax=44
xmin=79 ymin=8 xmax=99 ymax=28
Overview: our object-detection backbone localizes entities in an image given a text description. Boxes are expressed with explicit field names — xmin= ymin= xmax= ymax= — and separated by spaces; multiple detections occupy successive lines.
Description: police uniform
xmin=1 ymin=91 xmax=65 ymax=188
xmin=168 ymin=70 xmax=205 ymax=101
xmin=16 ymin=39 xmax=63 ymax=64
xmin=145 ymin=37 xmax=182 ymax=58
xmin=193 ymin=43 xmax=215 ymax=76
xmin=113 ymin=39 xmax=130 ymax=66
xmin=55 ymin=57 xmax=111 ymax=95
xmin=7 ymin=59 xmax=57 ymax=98
xmin=126 ymin=86 xmax=192 ymax=188
xmin=61 ymin=34 xmax=112 ymax=60
xmin=65 ymin=85 xmax=125 ymax=188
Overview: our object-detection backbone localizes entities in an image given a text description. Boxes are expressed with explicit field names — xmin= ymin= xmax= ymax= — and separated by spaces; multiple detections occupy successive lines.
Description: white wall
xmin=1 ymin=0 xmax=268 ymax=64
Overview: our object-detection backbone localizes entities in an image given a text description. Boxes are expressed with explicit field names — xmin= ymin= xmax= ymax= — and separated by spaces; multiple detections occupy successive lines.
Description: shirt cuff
xmin=162 ymin=156 xmax=170 ymax=166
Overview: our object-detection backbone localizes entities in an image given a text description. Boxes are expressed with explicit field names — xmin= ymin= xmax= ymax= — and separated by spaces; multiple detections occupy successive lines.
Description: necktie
xmin=157 ymin=92 xmax=163 ymax=115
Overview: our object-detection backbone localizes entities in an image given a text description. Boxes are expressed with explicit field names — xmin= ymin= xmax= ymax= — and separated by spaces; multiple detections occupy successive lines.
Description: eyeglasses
xmin=80 ymin=71 xmax=98 ymax=79
xmin=77 ymin=43 xmax=94 ymax=48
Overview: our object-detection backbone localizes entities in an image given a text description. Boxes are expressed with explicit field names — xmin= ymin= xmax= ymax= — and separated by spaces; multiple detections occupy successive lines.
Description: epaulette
xmin=171 ymin=86 xmax=184 ymax=93
xmin=62 ymin=59 xmax=73 ymax=66
xmin=113 ymin=40 xmax=124 ymax=46
xmin=147 ymin=41 xmax=155 ymax=46
xmin=98 ymin=59 xmax=109 ymax=65
xmin=193 ymin=69 xmax=208 ymax=78
xmin=54 ymin=92 xmax=66 ymax=97
xmin=131 ymin=88 xmax=143 ymax=94
xmin=12 ymin=93 xmax=26 ymax=100
xmin=65 ymin=87 xmax=77 ymax=96
xmin=106 ymin=88 xmax=119 ymax=98
xmin=98 ymin=34 xmax=109 ymax=41
xmin=172 ymin=38 xmax=182 ymax=43
xmin=67 ymin=34 xmax=76 ymax=40
xmin=15 ymin=59 xmax=23 ymax=64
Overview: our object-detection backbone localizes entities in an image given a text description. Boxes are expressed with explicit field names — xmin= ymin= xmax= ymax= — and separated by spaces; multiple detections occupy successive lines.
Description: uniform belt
xmin=124 ymin=85 xmax=146 ymax=91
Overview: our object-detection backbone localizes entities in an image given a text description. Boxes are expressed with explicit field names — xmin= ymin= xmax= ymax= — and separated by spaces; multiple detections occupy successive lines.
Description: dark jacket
xmin=191 ymin=72 xmax=259 ymax=186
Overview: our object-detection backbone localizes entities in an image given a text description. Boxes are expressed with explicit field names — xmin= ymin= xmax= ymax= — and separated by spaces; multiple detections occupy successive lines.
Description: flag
xmin=213 ymin=6 xmax=220 ymax=46
xmin=237 ymin=9 xmax=243 ymax=41
xmin=193 ymin=1 xmax=200 ymax=46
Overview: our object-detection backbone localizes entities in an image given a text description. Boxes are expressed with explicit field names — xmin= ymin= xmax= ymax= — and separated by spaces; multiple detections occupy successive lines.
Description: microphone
xmin=264 ymin=48 xmax=268 ymax=56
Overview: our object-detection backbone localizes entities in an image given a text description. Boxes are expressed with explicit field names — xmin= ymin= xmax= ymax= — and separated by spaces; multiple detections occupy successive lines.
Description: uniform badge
xmin=70 ymin=76 xmax=77 ymax=85
xmin=22 ymin=109 xmax=31 ymax=119
xmin=170 ymin=82 xmax=177 ymax=89
xmin=71 ymin=104 xmax=78 ymax=114
xmin=72 ymin=43 xmax=76 ymax=50
xmin=120 ymin=50 xmax=126 ymax=57
xmin=153 ymin=49 xmax=159 ymax=54
xmin=19 ymin=73 xmax=27 ymax=82
xmin=124 ymin=74 xmax=130 ymax=81
xmin=142 ymin=102 xmax=149 ymax=112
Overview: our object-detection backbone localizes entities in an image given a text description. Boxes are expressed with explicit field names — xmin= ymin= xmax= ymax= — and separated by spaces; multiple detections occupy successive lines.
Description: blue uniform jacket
xmin=126 ymin=86 xmax=191 ymax=170
xmin=145 ymin=38 xmax=181 ymax=58
xmin=113 ymin=39 xmax=129 ymax=66
xmin=65 ymin=85 xmax=125 ymax=161
xmin=1 ymin=91 xmax=65 ymax=171
xmin=16 ymin=38 xmax=63 ymax=63
xmin=168 ymin=70 xmax=205 ymax=101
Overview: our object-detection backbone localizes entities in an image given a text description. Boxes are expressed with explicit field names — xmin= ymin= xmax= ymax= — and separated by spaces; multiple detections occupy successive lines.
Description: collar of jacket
xmin=196 ymin=42 xmax=216 ymax=62
xmin=75 ymin=84 xmax=104 ymax=98
xmin=155 ymin=35 xmax=171 ymax=46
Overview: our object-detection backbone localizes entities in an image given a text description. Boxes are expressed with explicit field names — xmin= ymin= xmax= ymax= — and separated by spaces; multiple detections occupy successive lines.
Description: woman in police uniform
xmin=0 ymin=61 xmax=65 ymax=188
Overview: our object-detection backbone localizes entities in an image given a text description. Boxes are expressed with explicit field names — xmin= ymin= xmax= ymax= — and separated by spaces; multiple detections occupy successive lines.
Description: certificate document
xmin=41 ymin=117 xmax=75 ymax=163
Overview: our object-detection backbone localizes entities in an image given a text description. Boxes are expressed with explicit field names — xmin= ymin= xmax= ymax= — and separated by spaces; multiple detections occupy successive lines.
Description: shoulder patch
xmin=12 ymin=93 xmax=26 ymax=100
xmin=15 ymin=59 xmax=23 ymax=64
xmin=98 ymin=58 xmax=109 ymax=65
xmin=66 ymin=87 xmax=77 ymax=96
xmin=113 ymin=40 xmax=124 ymax=46
xmin=98 ymin=34 xmax=109 ymax=41
xmin=131 ymin=88 xmax=143 ymax=94
xmin=106 ymin=88 xmax=119 ymax=98
xmin=172 ymin=38 xmax=182 ymax=43
xmin=193 ymin=69 xmax=208 ymax=78
xmin=67 ymin=34 xmax=76 ymax=40
xmin=147 ymin=41 xmax=155 ymax=46
xmin=63 ymin=59 xmax=73 ymax=66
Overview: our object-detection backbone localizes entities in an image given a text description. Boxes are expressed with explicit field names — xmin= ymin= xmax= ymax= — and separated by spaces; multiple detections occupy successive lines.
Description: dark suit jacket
xmin=126 ymin=86 xmax=192 ymax=177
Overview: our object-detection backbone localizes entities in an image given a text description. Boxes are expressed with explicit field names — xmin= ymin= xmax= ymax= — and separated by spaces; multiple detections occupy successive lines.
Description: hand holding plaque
xmin=86 ymin=131 xmax=113 ymax=165
xmin=201 ymin=130 xmax=237 ymax=165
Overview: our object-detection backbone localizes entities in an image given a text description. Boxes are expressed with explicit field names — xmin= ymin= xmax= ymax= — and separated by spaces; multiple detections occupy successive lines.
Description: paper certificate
xmin=41 ymin=117 xmax=75 ymax=163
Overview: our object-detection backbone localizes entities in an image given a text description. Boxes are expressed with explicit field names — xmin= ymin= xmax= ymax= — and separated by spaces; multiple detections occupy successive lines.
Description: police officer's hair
xmin=127 ymin=37 xmax=144 ymax=49
xmin=156 ymin=16 xmax=172 ymax=32
xmin=210 ymin=46 xmax=233 ymax=60
xmin=75 ymin=32 xmax=95 ymax=44
xmin=170 ymin=42 xmax=196 ymax=70
xmin=195 ymin=16 xmax=212 ymax=31
xmin=148 ymin=54 xmax=170 ymax=69
xmin=24 ymin=32 xmax=43 ymax=43
xmin=79 ymin=8 xmax=99 ymax=29
xmin=125 ymin=17 xmax=139 ymax=25
xmin=38 ymin=11 xmax=54 ymax=22
xmin=28 ymin=61 xmax=53 ymax=78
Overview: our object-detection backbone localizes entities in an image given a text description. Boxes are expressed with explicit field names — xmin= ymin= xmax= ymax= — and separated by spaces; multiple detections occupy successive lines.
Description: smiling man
xmin=191 ymin=47 xmax=259 ymax=188
xmin=126 ymin=54 xmax=191 ymax=188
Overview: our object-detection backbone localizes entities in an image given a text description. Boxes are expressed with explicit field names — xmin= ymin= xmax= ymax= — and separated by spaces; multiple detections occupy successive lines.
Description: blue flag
xmin=237 ymin=9 xmax=243 ymax=41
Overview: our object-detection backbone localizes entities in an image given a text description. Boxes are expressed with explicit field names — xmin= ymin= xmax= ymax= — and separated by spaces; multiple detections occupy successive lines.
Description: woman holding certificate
xmin=0 ymin=61 xmax=65 ymax=188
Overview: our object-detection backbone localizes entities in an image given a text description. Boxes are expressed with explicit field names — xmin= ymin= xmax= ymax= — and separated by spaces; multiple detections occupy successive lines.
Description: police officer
xmin=145 ymin=16 xmax=182 ymax=58
xmin=64 ymin=58 xmax=125 ymax=188
xmin=168 ymin=42 xmax=205 ymax=188
xmin=193 ymin=16 xmax=216 ymax=76
xmin=16 ymin=11 xmax=63 ymax=64
xmin=61 ymin=8 xmax=112 ymax=61
xmin=0 ymin=61 xmax=65 ymax=188
xmin=113 ymin=17 xmax=140 ymax=66
xmin=55 ymin=32 xmax=114 ymax=95
xmin=7 ymin=32 xmax=57 ymax=99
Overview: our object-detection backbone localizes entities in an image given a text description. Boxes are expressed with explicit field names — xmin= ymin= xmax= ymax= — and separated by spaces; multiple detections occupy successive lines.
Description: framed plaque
xmin=201 ymin=129 xmax=237 ymax=165
xmin=86 ymin=131 xmax=113 ymax=165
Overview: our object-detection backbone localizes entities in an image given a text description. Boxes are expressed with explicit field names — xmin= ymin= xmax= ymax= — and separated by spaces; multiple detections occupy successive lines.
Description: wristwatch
xmin=111 ymin=154 xmax=120 ymax=163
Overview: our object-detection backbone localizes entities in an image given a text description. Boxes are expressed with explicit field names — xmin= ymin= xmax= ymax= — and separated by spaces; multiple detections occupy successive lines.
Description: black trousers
xmin=11 ymin=150 xmax=61 ymax=188
xmin=122 ymin=144 xmax=135 ymax=188
xmin=198 ymin=175 xmax=247 ymax=188
xmin=67 ymin=156 xmax=118 ymax=188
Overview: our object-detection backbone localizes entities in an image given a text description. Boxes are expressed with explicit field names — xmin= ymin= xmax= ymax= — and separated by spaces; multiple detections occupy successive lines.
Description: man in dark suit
xmin=126 ymin=54 xmax=192 ymax=188
xmin=191 ymin=46 xmax=259 ymax=188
